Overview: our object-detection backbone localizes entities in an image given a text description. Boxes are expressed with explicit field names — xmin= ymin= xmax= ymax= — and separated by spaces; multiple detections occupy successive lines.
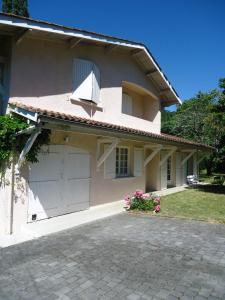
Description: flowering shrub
xmin=124 ymin=190 xmax=161 ymax=213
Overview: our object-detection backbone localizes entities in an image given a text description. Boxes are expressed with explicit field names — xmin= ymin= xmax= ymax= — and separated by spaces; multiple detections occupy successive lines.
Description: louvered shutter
xmin=72 ymin=58 xmax=100 ymax=103
xmin=104 ymin=145 xmax=116 ymax=179
xmin=134 ymin=148 xmax=143 ymax=177
xmin=72 ymin=58 xmax=93 ymax=101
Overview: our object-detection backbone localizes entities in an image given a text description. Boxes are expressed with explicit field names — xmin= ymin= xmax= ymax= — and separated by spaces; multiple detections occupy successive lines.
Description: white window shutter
xmin=134 ymin=148 xmax=143 ymax=177
xmin=92 ymin=63 xmax=100 ymax=104
xmin=122 ymin=93 xmax=132 ymax=115
xmin=72 ymin=58 xmax=93 ymax=101
xmin=104 ymin=145 xmax=116 ymax=179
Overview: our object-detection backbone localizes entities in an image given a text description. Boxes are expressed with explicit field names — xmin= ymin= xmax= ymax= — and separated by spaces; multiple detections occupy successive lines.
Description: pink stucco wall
xmin=9 ymin=37 xmax=161 ymax=133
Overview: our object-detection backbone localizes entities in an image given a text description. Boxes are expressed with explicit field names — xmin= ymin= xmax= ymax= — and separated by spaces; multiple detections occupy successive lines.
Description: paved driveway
xmin=1 ymin=214 xmax=225 ymax=300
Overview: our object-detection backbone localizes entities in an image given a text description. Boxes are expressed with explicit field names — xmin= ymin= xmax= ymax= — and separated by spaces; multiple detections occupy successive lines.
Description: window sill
xmin=70 ymin=96 xmax=103 ymax=111
xmin=112 ymin=176 xmax=136 ymax=181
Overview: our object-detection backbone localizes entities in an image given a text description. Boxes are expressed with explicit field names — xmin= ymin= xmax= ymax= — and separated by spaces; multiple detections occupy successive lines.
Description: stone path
xmin=0 ymin=214 xmax=225 ymax=299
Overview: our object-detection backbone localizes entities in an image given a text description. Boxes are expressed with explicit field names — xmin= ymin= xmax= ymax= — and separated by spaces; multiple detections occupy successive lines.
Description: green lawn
xmin=160 ymin=185 xmax=225 ymax=223
xmin=199 ymin=170 xmax=225 ymax=185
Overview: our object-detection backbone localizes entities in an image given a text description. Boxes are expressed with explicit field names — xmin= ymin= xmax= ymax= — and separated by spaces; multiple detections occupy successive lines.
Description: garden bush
xmin=124 ymin=190 xmax=161 ymax=213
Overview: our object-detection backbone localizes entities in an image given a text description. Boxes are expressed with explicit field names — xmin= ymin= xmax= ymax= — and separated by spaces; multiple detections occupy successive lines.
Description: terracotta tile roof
xmin=9 ymin=101 xmax=214 ymax=151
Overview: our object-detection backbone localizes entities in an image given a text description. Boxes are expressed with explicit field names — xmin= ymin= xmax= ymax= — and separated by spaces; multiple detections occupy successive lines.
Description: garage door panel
xmin=66 ymin=153 xmax=90 ymax=179
xmin=29 ymin=152 xmax=61 ymax=182
xmin=28 ymin=181 xmax=62 ymax=221
xmin=65 ymin=179 xmax=90 ymax=211
xmin=28 ymin=145 xmax=90 ymax=222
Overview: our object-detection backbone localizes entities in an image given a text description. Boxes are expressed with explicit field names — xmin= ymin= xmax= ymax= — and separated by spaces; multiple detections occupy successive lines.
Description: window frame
xmin=115 ymin=146 xmax=130 ymax=178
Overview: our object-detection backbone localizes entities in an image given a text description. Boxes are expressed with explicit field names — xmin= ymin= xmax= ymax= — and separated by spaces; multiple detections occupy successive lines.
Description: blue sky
xmin=2 ymin=0 xmax=225 ymax=103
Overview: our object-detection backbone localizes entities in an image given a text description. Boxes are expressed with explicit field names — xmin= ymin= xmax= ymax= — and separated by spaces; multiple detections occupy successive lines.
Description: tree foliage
xmin=161 ymin=79 xmax=225 ymax=174
xmin=2 ymin=0 xmax=12 ymax=13
xmin=0 ymin=114 xmax=50 ymax=174
xmin=2 ymin=0 xmax=29 ymax=17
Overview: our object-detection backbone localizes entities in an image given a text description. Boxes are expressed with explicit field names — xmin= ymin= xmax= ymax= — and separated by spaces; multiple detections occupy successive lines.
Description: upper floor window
xmin=122 ymin=92 xmax=132 ymax=115
xmin=72 ymin=58 xmax=100 ymax=104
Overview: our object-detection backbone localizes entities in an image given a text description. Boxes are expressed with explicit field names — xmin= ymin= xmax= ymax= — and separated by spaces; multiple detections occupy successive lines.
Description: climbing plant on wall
xmin=0 ymin=114 xmax=50 ymax=176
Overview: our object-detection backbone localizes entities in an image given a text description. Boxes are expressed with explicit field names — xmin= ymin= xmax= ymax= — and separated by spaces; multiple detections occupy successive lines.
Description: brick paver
xmin=0 ymin=214 xmax=225 ymax=299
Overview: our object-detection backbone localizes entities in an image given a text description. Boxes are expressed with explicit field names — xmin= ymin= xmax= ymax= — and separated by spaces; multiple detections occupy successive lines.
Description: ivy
xmin=0 ymin=114 xmax=50 ymax=174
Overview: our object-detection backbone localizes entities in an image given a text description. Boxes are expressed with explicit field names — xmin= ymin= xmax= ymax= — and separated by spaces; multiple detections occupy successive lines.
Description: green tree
xmin=2 ymin=0 xmax=13 ymax=13
xmin=2 ymin=0 xmax=29 ymax=17
xmin=13 ymin=0 xmax=29 ymax=17
xmin=161 ymin=110 xmax=176 ymax=135
xmin=161 ymin=79 xmax=225 ymax=175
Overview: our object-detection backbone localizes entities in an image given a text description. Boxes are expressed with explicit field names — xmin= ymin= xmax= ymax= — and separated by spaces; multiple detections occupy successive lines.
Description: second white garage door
xmin=28 ymin=145 xmax=90 ymax=222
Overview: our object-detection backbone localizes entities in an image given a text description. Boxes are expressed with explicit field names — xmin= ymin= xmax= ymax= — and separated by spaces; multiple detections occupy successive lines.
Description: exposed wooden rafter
xmin=130 ymin=48 xmax=143 ymax=56
xmin=69 ymin=37 xmax=83 ymax=49
xmin=159 ymin=88 xmax=170 ymax=95
xmin=15 ymin=28 xmax=32 ymax=44
xmin=146 ymin=69 xmax=157 ymax=76
xmin=104 ymin=44 xmax=119 ymax=54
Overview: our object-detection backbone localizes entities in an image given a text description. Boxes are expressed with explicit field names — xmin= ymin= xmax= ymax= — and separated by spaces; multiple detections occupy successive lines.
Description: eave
xmin=0 ymin=12 xmax=181 ymax=106
xmin=9 ymin=101 xmax=213 ymax=152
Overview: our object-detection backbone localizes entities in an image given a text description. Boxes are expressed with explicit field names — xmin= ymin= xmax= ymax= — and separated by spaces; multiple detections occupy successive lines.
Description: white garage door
xmin=28 ymin=145 xmax=90 ymax=222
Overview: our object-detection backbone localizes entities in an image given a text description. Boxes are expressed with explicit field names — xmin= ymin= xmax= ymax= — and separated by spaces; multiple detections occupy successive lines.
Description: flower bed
xmin=124 ymin=190 xmax=161 ymax=213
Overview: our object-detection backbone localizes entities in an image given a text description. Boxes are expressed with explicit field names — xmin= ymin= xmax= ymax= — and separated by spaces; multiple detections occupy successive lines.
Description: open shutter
xmin=92 ymin=64 xmax=100 ymax=104
xmin=72 ymin=58 xmax=93 ymax=101
xmin=122 ymin=93 xmax=132 ymax=115
xmin=134 ymin=148 xmax=143 ymax=177
xmin=104 ymin=145 xmax=116 ymax=179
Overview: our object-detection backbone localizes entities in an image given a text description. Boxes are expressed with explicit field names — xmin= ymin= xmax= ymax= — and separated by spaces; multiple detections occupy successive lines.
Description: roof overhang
xmin=9 ymin=101 xmax=213 ymax=152
xmin=0 ymin=12 xmax=181 ymax=106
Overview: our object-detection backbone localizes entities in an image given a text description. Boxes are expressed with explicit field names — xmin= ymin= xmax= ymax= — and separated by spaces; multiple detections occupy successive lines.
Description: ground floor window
xmin=116 ymin=147 xmax=129 ymax=177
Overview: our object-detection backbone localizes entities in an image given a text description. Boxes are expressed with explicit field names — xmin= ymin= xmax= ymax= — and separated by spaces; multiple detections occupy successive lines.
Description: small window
xmin=122 ymin=93 xmax=132 ymax=115
xmin=167 ymin=157 xmax=171 ymax=181
xmin=72 ymin=58 xmax=100 ymax=104
xmin=116 ymin=147 xmax=129 ymax=177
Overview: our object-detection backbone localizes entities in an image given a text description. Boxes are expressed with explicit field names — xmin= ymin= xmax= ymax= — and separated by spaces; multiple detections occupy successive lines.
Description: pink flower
xmin=153 ymin=197 xmax=161 ymax=205
xmin=154 ymin=205 xmax=161 ymax=213
xmin=124 ymin=195 xmax=131 ymax=208
xmin=134 ymin=189 xmax=144 ymax=198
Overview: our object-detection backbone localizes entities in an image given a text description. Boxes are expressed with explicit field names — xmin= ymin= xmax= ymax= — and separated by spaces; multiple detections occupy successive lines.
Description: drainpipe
xmin=9 ymin=125 xmax=41 ymax=235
